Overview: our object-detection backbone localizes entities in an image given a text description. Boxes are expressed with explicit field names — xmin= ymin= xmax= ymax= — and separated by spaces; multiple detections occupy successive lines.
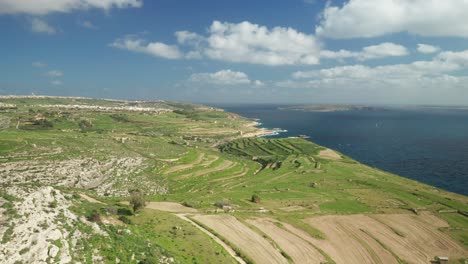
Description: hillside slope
xmin=1 ymin=97 xmax=467 ymax=264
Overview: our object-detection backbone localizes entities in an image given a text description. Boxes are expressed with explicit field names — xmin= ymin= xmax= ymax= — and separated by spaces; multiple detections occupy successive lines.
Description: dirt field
xmin=317 ymin=149 xmax=342 ymax=160
xmin=145 ymin=202 xmax=198 ymax=213
xmin=175 ymin=214 xmax=246 ymax=264
xmin=246 ymin=218 xmax=326 ymax=263
xmin=299 ymin=213 xmax=467 ymax=264
xmin=191 ymin=215 xmax=288 ymax=264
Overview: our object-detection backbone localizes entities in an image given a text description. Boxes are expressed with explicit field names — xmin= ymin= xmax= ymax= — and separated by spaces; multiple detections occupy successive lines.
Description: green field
xmin=1 ymin=97 xmax=467 ymax=264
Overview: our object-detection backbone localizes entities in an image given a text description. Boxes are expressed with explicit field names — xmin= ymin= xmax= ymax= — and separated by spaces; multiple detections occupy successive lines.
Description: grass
xmin=1 ymin=96 xmax=467 ymax=262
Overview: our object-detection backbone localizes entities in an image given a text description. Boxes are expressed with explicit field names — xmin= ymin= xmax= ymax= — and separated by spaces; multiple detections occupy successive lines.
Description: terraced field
xmin=0 ymin=97 xmax=467 ymax=264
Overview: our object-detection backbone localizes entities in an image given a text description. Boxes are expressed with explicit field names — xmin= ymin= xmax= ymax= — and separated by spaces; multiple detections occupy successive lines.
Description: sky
xmin=0 ymin=0 xmax=468 ymax=105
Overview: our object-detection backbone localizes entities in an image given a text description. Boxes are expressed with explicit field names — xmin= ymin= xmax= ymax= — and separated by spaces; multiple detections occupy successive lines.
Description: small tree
xmin=251 ymin=194 xmax=261 ymax=203
xmin=129 ymin=189 xmax=146 ymax=213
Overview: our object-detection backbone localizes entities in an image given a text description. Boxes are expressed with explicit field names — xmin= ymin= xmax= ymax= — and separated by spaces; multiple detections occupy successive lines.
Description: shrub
xmin=89 ymin=210 xmax=102 ymax=223
xmin=118 ymin=215 xmax=132 ymax=224
xmin=251 ymin=194 xmax=261 ymax=203
xmin=129 ymin=190 xmax=146 ymax=213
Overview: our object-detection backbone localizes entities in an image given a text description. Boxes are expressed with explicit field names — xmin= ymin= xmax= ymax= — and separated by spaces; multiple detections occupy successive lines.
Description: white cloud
xmin=175 ymin=31 xmax=203 ymax=46
xmin=46 ymin=70 xmax=63 ymax=77
xmin=31 ymin=18 xmax=56 ymax=34
xmin=321 ymin=42 xmax=408 ymax=61
xmin=289 ymin=50 xmax=468 ymax=97
xmin=437 ymin=50 xmax=468 ymax=66
xmin=417 ymin=44 xmax=440 ymax=54
xmin=176 ymin=21 xmax=321 ymax=66
xmin=110 ymin=36 xmax=183 ymax=59
xmin=114 ymin=21 xmax=321 ymax=66
xmin=50 ymin=80 xmax=63 ymax=86
xmin=189 ymin=69 xmax=262 ymax=86
xmin=32 ymin=61 xmax=47 ymax=68
xmin=201 ymin=21 xmax=321 ymax=66
xmin=0 ymin=0 xmax=142 ymax=15
xmin=316 ymin=0 xmax=468 ymax=38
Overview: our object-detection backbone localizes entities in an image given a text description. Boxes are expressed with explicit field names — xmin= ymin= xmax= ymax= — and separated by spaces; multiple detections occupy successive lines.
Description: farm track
xmin=145 ymin=202 xmax=198 ymax=213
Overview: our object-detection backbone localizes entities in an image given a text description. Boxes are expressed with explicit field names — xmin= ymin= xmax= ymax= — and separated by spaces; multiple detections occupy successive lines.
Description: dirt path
xmin=175 ymin=214 xmax=246 ymax=264
xmin=79 ymin=193 xmax=104 ymax=204
xmin=247 ymin=218 xmax=326 ymax=263
xmin=317 ymin=149 xmax=342 ymax=160
xmin=145 ymin=202 xmax=198 ymax=213
xmin=165 ymin=152 xmax=205 ymax=174
xmin=176 ymin=160 xmax=235 ymax=179
xmin=192 ymin=215 xmax=288 ymax=264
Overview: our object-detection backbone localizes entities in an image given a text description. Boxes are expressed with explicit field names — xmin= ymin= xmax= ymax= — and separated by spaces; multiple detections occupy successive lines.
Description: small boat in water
xmin=298 ymin=134 xmax=310 ymax=139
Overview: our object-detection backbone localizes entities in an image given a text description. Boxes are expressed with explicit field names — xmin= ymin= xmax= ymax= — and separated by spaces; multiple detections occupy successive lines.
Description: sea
xmin=219 ymin=104 xmax=468 ymax=196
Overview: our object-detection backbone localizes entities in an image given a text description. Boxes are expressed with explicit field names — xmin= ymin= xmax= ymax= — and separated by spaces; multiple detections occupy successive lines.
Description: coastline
xmin=241 ymin=120 xmax=286 ymax=138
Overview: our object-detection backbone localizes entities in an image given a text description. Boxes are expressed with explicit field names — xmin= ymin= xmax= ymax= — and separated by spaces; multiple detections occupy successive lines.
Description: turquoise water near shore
xmin=220 ymin=105 xmax=468 ymax=196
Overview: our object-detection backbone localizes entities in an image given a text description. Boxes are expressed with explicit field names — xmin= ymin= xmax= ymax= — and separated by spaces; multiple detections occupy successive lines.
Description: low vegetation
xmin=0 ymin=96 xmax=466 ymax=263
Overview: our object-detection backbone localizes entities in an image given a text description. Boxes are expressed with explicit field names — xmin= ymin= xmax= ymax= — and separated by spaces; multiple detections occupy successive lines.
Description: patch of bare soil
xmin=370 ymin=213 xmax=466 ymax=263
xmin=247 ymin=218 xmax=326 ymax=263
xmin=79 ymin=193 xmax=104 ymax=204
xmin=145 ymin=202 xmax=198 ymax=213
xmin=101 ymin=216 xmax=124 ymax=226
xmin=317 ymin=149 xmax=342 ymax=160
xmin=279 ymin=205 xmax=306 ymax=212
xmin=300 ymin=213 xmax=467 ymax=264
xmin=192 ymin=215 xmax=288 ymax=264
xmin=175 ymin=214 xmax=246 ymax=264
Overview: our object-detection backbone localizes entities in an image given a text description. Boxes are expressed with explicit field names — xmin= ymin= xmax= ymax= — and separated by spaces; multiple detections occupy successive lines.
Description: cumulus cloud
xmin=31 ymin=18 xmax=56 ymax=34
xmin=321 ymin=42 xmax=408 ymax=61
xmin=114 ymin=21 xmax=321 ymax=66
xmin=46 ymin=70 xmax=63 ymax=77
xmin=200 ymin=21 xmax=321 ymax=65
xmin=417 ymin=44 xmax=440 ymax=54
xmin=316 ymin=0 xmax=468 ymax=38
xmin=0 ymin=0 xmax=142 ymax=15
xmin=110 ymin=36 xmax=183 ymax=59
xmin=293 ymin=50 xmax=466 ymax=80
xmin=175 ymin=31 xmax=204 ymax=46
xmin=189 ymin=69 xmax=263 ymax=86
xmin=288 ymin=50 xmax=468 ymax=100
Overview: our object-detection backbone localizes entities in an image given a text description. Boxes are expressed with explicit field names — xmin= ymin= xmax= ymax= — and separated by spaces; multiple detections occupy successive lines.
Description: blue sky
xmin=1 ymin=0 xmax=467 ymax=105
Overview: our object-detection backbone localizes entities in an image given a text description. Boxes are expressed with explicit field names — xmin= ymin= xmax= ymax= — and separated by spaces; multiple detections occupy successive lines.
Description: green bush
xmin=129 ymin=190 xmax=146 ymax=213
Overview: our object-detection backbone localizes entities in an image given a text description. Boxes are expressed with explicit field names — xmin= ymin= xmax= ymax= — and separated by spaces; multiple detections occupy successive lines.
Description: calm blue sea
xmin=219 ymin=105 xmax=468 ymax=196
